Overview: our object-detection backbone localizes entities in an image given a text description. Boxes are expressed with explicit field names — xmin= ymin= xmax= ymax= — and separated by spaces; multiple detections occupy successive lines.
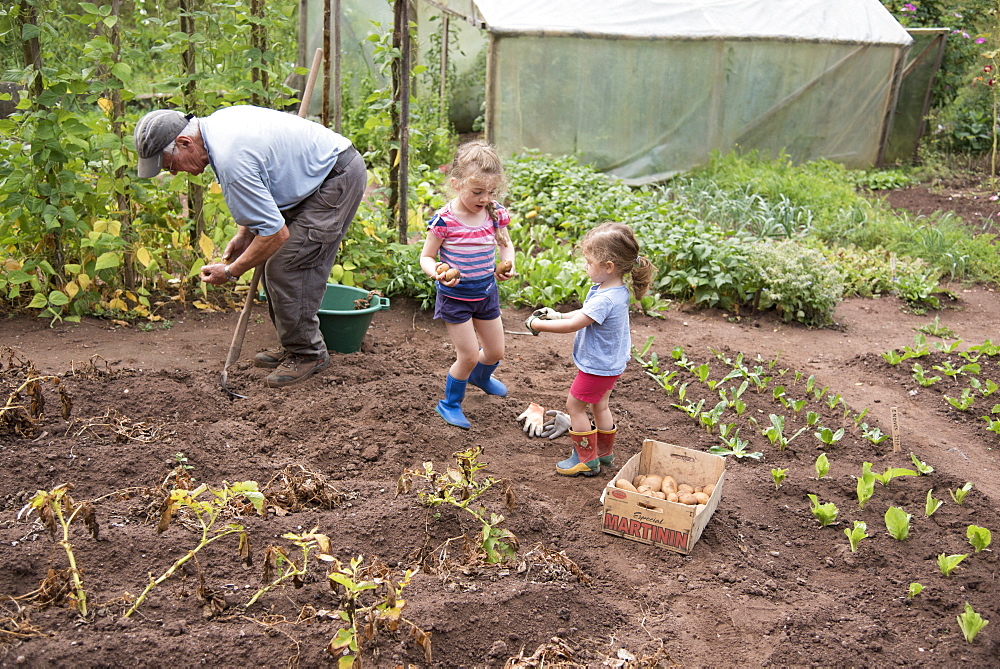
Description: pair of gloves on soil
xmin=516 ymin=403 xmax=571 ymax=439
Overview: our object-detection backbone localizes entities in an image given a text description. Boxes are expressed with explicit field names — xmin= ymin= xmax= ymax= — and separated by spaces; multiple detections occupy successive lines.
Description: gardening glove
xmin=516 ymin=402 xmax=546 ymax=437
xmin=540 ymin=410 xmax=571 ymax=440
xmin=532 ymin=307 xmax=562 ymax=320
xmin=524 ymin=315 xmax=541 ymax=335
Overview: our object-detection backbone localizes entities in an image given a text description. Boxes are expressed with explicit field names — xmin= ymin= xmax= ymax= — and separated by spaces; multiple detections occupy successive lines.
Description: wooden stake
xmin=890 ymin=406 xmax=900 ymax=452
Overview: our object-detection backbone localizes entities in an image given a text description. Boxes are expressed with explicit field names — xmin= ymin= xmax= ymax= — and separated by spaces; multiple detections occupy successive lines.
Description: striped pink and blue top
xmin=429 ymin=201 xmax=510 ymax=301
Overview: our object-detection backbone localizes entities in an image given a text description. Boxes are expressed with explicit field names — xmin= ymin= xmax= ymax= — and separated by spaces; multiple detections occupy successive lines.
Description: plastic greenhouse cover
xmin=459 ymin=0 xmax=912 ymax=46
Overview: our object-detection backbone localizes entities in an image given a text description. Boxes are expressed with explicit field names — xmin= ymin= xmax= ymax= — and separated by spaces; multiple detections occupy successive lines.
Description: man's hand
xmin=200 ymin=262 xmax=229 ymax=285
xmin=516 ymin=402 xmax=545 ymax=437
xmin=540 ymin=410 xmax=571 ymax=439
xmin=524 ymin=315 xmax=540 ymax=335
xmin=532 ymin=307 xmax=562 ymax=320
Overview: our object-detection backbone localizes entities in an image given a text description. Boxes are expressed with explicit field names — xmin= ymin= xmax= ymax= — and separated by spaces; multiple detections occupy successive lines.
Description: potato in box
xmin=600 ymin=439 xmax=725 ymax=555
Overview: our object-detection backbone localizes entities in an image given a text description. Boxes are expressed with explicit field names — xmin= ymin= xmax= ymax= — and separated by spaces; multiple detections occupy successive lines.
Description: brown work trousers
xmin=263 ymin=146 xmax=367 ymax=358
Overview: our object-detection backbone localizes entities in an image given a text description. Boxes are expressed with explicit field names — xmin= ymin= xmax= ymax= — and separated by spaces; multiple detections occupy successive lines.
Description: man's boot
xmin=264 ymin=352 xmax=330 ymax=387
xmin=253 ymin=348 xmax=286 ymax=368
xmin=436 ymin=374 xmax=470 ymax=429
xmin=468 ymin=361 xmax=507 ymax=397
xmin=597 ymin=426 xmax=617 ymax=466
xmin=556 ymin=428 xmax=600 ymax=477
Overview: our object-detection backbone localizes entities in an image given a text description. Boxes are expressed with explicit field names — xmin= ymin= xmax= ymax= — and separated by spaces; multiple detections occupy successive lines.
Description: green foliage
xmin=925 ymin=489 xmax=944 ymax=516
xmin=853 ymin=168 xmax=915 ymax=191
xmin=967 ymin=524 xmax=992 ymax=552
xmin=908 ymin=582 xmax=925 ymax=600
xmin=744 ymin=240 xmax=844 ymax=327
xmin=771 ymin=467 xmax=788 ymax=489
xmin=844 ymin=521 xmax=869 ymax=553
xmin=937 ymin=552 xmax=968 ymax=577
xmin=951 ymin=481 xmax=975 ymax=505
xmin=885 ymin=506 xmax=913 ymax=540
xmin=957 ymin=602 xmax=989 ymax=643
xmin=814 ymin=453 xmax=830 ymax=480
xmin=807 ymin=493 xmax=839 ymax=528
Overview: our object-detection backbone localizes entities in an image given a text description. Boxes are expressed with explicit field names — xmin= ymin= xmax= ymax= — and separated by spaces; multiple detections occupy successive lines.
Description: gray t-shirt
xmin=200 ymin=105 xmax=353 ymax=236
xmin=572 ymin=283 xmax=631 ymax=376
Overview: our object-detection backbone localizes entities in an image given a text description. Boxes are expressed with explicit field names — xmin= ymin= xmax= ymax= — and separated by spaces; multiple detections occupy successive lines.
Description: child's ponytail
xmin=628 ymin=255 xmax=656 ymax=301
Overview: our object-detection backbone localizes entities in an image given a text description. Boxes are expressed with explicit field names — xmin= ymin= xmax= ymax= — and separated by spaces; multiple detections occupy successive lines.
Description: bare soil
xmin=2 ymin=180 xmax=1000 ymax=668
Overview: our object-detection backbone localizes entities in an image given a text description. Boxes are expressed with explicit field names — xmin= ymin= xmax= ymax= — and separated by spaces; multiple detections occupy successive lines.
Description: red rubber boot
xmin=597 ymin=426 xmax=616 ymax=466
xmin=556 ymin=429 xmax=600 ymax=477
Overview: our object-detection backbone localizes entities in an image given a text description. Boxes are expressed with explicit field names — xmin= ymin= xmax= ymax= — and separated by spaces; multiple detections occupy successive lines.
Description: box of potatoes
xmin=600 ymin=439 xmax=726 ymax=554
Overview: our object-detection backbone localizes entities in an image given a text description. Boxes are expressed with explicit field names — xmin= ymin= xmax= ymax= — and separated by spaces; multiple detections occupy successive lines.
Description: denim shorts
xmin=434 ymin=286 xmax=501 ymax=324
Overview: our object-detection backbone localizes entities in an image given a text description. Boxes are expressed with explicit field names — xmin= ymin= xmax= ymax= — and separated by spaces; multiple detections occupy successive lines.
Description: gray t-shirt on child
xmin=572 ymin=283 xmax=631 ymax=376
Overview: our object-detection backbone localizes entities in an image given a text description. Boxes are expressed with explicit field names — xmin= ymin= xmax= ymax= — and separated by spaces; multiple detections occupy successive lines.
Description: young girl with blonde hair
xmin=420 ymin=140 xmax=516 ymax=429
xmin=526 ymin=222 xmax=655 ymax=475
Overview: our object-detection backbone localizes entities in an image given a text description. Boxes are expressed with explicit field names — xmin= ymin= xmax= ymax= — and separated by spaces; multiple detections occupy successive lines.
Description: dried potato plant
xmin=17 ymin=484 xmax=99 ymax=617
xmin=0 ymin=346 xmax=72 ymax=438
xmin=262 ymin=464 xmax=351 ymax=514
xmin=66 ymin=407 xmax=172 ymax=444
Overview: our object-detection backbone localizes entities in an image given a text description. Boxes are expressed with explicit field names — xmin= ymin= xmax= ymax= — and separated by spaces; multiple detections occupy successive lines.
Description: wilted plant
xmin=18 ymin=483 xmax=98 ymax=616
xmin=950 ymin=482 xmax=974 ymax=505
xmin=771 ymin=467 xmax=788 ymax=489
xmin=967 ymin=525 xmax=992 ymax=553
xmin=925 ymin=489 xmax=944 ymax=517
xmin=246 ymin=529 xmax=333 ymax=608
xmin=807 ymin=494 xmax=839 ymax=527
xmin=844 ymin=521 xmax=868 ymax=553
xmin=762 ymin=413 xmax=807 ymax=451
xmin=937 ymin=553 xmax=968 ymax=577
xmin=885 ymin=506 xmax=912 ymax=541
xmin=125 ymin=480 xmax=263 ymax=617
xmin=957 ymin=602 xmax=989 ymax=643
xmin=397 ymin=446 xmax=517 ymax=564
xmin=326 ymin=556 xmax=431 ymax=667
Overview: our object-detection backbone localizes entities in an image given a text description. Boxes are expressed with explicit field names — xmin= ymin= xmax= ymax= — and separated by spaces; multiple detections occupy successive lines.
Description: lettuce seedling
xmin=907 ymin=582 xmax=924 ymax=599
xmin=814 ymin=426 xmax=844 ymax=447
xmin=967 ymin=525 xmax=992 ymax=553
xmin=771 ymin=467 xmax=788 ymax=489
xmin=806 ymin=410 xmax=820 ymax=426
xmin=844 ymin=521 xmax=868 ymax=553
xmin=950 ymin=482 xmax=974 ymax=505
xmin=814 ymin=453 xmax=830 ymax=480
xmin=944 ymin=388 xmax=975 ymax=412
xmin=911 ymin=363 xmax=941 ymax=387
xmin=871 ymin=465 xmax=917 ymax=486
xmin=882 ymin=349 xmax=904 ymax=365
xmin=937 ymin=553 xmax=968 ymax=577
xmin=925 ymin=489 xmax=944 ymax=516
xmin=909 ymin=453 xmax=934 ymax=475
xmin=807 ymin=494 xmax=838 ymax=527
xmin=856 ymin=463 xmax=877 ymax=509
xmin=885 ymin=506 xmax=912 ymax=540
xmin=957 ymin=602 xmax=989 ymax=643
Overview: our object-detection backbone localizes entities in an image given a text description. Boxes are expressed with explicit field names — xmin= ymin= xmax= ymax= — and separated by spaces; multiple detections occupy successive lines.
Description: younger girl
xmin=420 ymin=140 xmax=516 ymax=429
xmin=525 ymin=222 xmax=655 ymax=476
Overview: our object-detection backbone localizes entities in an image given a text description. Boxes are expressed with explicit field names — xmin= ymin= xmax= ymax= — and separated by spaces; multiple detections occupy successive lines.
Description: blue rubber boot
xmin=436 ymin=374 xmax=471 ymax=429
xmin=556 ymin=429 xmax=601 ymax=477
xmin=468 ymin=361 xmax=507 ymax=397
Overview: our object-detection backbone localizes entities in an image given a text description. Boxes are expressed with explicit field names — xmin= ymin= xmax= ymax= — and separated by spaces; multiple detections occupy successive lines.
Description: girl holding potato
xmin=525 ymin=222 xmax=655 ymax=476
xmin=420 ymin=140 xmax=516 ymax=429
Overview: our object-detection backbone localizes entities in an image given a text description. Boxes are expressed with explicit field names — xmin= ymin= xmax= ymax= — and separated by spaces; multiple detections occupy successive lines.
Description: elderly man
xmin=134 ymin=105 xmax=366 ymax=387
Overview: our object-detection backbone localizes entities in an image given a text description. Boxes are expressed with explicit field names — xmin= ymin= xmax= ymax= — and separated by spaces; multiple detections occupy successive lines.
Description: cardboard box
xmin=600 ymin=439 xmax=726 ymax=554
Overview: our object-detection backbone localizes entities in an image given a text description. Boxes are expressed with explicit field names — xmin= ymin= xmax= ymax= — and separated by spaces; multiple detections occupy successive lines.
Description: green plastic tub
xmin=317 ymin=284 xmax=390 ymax=354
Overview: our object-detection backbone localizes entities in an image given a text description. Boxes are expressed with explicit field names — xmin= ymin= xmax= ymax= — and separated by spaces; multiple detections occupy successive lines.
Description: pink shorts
xmin=570 ymin=370 xmax=621 ymax=404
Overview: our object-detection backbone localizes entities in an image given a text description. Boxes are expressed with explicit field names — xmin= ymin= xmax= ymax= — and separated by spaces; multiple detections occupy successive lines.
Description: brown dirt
xmin=2 ymin=182 xmax=1000 ymax=667
xmin=877 ymin=175 xmax=1000 ymax=234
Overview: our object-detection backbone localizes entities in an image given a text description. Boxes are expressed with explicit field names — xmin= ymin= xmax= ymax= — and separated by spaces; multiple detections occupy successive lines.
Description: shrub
xmin=744 ymin=240 xmax=845 ymax=327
